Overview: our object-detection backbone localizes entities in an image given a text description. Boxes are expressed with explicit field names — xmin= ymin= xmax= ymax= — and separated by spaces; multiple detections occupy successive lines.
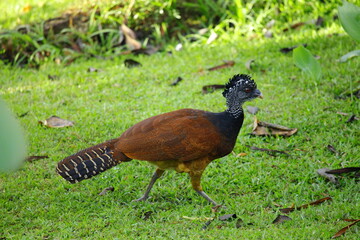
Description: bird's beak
xmin=254 ymin=89 xmax=263 ymax=99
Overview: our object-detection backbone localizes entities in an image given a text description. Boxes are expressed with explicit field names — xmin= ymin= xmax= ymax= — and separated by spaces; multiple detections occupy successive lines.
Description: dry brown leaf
xmin=207 ymin=60 xmax=235 ymax=71
xmin=237 ymin=153 xmax=247 ymax=157
xmin=280 ymin=197 xmax=332 ymax=214
xmin=251 ymin=116 xmax=297 ymax=137
xmin=332 ymin=219 xmax=360 ymax=238
xmin=26 ymin=155 xmax=49 ymax=162
xmin=121 ymin=24 xmax=141 ymax=50
xmin=39 ymin=116 xmax=74 ymax=128
xmin=202 ymin=84 xmax=225 ymax=94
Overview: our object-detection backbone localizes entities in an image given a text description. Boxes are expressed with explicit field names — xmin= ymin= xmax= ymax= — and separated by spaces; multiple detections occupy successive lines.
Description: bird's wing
xmin=115 ymin=109 xmax=222 ymax=161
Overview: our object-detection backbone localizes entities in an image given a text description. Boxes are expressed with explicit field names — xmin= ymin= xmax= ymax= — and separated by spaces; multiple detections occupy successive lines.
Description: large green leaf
xmin=0 ymin=98 xmax=27 ymax=172
xmin=338 ymin=0 xmax=360 ymax=42
xmin=293 ymin=45 xmax=322 ymax=80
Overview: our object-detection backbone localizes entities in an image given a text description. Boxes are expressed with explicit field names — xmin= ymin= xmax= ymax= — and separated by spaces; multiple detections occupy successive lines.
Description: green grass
xmin=1 ymin=21 xmax=360 ymax=240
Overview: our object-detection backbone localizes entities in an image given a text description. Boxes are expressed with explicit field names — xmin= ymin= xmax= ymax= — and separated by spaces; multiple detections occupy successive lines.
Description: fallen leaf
xmin=245 ymin=59 xmax=255 ymax=70
xmin=170 ymin=77 xmax=183 ymax=86
xmin=272 ymin=215 xmax=292 ymax=224
xmin=237 ymin=153 xmax=247 ymax=157
xmin=121 ymin=24 xmax=141 ymax=50
xmin=39 ymin=116 xmax=74 ymax=128
xmin=207 ymin=60 xmax=235 ymax=71
xmin=280 ymin=44 xmax=307 ymax=54
xmin=206 ymin=31 xmax=218 ymax=44
xmin=338 ymin=49 xmax=360 ymax=63
xmin=317 ymin=168 xmax=337 ymax=183
xmin=183 ymin=216 xmax=213 ymax=221
xmin=202 ymin=84 xmax=225 ymax=94
xmin=124 ymin=59 xmax=142 ymax=68
xmin=251 ymin=116 xmax=298 ymax=137
xmin=283 ymin=22 xmax=305 ymax=32
xmin=280 ymin=197 xmax=332 ymax=214
xmin=246 ymin=145 xmax=290 ymax=157
xmin=99 ymin=187 xmax=114 ymax=195
xmin=336 ymin=111 xmax=360 ymax=119
xmin=26 ymin=155 xmax=49 ymax=162
xmin=219 ymin=214 xmax=237 ymax=221
xmin=246 ymin=106 xmax=259 ymax=115
xmin=332 ymin=219 xmax=360 ymax=238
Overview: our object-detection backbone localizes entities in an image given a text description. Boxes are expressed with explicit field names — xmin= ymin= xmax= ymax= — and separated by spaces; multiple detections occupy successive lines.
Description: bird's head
xmin=222 ymin=74 xmax=262 ymax=104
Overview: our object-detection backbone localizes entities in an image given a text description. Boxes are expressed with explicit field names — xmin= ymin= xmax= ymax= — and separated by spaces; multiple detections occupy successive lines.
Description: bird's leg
xmin=133 ymin=168 xmax=165 ymax=202
xmin=189 ymin=171 xmax=219 ymax=206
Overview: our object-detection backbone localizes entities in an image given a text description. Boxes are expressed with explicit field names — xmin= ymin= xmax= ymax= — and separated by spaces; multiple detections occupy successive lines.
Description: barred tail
xmin=56 ymin=140 xmax=122 ymax=183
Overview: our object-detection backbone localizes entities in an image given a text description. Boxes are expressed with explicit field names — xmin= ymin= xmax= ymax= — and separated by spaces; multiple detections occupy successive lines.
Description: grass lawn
xmin=0 ymin=17 xmax=359 ymax=239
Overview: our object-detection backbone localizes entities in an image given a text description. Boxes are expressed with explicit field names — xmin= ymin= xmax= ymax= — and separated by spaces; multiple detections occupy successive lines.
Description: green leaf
xmin=338 ymin=0 xmax=360 ymax=42
xmin=338 ymin=49 xmax=360 ymax=62
xmin=293 ymin=45 xmax=322 ymax=80
xmin=0 ymin=98 xmax=27 ymax=172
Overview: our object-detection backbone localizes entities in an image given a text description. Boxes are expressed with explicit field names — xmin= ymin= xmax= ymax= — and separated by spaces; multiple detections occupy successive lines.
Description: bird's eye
xmin=244 ymin=88 xmax=251 ymax=93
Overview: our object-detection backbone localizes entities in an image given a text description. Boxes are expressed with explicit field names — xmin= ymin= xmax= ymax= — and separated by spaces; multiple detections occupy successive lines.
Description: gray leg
xmin=190 ymin=171 xmax=219 ymax=206
xmin=195 ymin=190 xmax=219 ymax=206
xmin=133 ymin=168 xmax=165 ymax=202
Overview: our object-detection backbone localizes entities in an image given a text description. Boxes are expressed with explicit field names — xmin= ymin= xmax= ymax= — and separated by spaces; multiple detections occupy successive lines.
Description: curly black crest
xmin=222 ymin=74 xmax=257 ymax=97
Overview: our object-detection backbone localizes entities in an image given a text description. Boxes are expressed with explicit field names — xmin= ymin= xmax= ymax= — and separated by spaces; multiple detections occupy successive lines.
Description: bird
xmin=56 ymin=74 xmax=262 ymax=206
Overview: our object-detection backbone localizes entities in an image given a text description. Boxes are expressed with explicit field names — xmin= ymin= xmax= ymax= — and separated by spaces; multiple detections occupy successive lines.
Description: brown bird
xmin=56 ymin=74 xmax=262 ymax=206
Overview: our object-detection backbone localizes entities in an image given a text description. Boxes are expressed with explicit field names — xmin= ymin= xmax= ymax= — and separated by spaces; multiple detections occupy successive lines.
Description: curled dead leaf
xmin=121 ymin=24 xmax=141 ymax=50
xmin=251 ymin=116 xmax=297 ymax=137
xmin=39 ymin=116 xmax=74 ymax=128
xmin=245 ymin=59 xmax=255 ymax=70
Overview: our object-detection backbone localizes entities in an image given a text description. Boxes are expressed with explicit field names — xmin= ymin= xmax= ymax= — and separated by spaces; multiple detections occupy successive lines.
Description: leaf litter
xmin=279 ymin=197 xmax=332 ymax=214
xmin=332 ymin=219 xmax=360 ymax=239
xmin=251 ymin=116 xmax=297 ymax=137
xmin=39 ymin=116 xmax=74 ymax=128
